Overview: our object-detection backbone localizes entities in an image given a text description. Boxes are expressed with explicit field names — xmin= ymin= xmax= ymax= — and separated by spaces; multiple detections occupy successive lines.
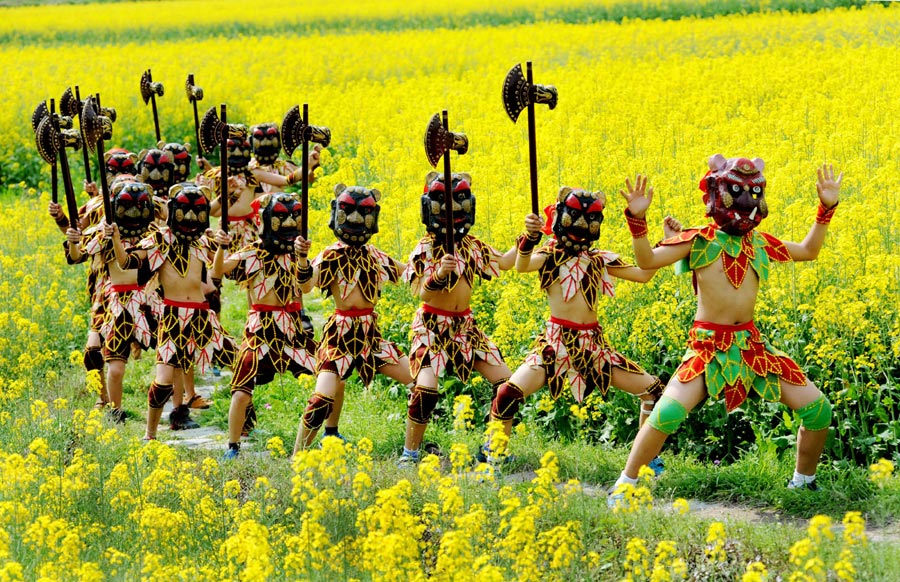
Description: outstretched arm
xmin=211 ymin=230 xmax=239 ymax=279
xmin=620 ymin=174 xmax=690 ymax=269
xmin=295 ymin=236 xmax=316 ymax=293
xmin=783 ymin=164 xmax=842 ymax=262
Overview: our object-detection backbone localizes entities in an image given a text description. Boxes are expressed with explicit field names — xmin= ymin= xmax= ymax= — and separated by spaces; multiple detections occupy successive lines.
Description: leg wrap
xmin=646 ymin=395 xmax=688 ymax=435
xmin=302 ymin=393 xmax=334 ymax=431
xmin=243 ymin=401 xmax=257 ymax=434
xmin=407 ymin=384 xmax=440 ymax=425
xmin=148 ymin=381 xmax=174 ymax=409
xmin=638 ymin=378 xmax=665 ymax=415
xmin=491 ymin=381 xmax=525 ymax=421
xmin=796 ymin=395 xmax=832 ymax=431
xmin=84 ymin=347 xmax=104 ymax=371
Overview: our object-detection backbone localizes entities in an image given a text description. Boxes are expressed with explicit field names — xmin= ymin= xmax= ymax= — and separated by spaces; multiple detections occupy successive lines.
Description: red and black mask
xmin=700 ymin=154 xmax=768 ymax=236
xmin=138 ymin=148 xmax=175 ymax=197
xmin=259 ymin=192 xmax=302 ymax=253
xmin=421 ymin=171 xmax=475 ymax=238
xmin=105 ymin=148 xmax=138 ymax=178
xmin=226 ymin=134 xmax=252 ymax=173
xmin=329 ymin=184 xmax=380 ymax=246
xmin=111 ymin=181 xmax=154 ymax=237
xmin=166 ymin=183 xmax=210 ymax=242
xmin=250 ymin=123 xmax=281 ymax=166
xmin=545 ymin=187 xmax=605 ymax=254
xmin=162 ymin=142 xmax=192 ymax=183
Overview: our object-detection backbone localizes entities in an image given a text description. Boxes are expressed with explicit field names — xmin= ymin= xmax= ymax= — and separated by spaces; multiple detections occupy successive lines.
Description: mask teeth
xmin=749 ymin=207 xmax=757 ymax=221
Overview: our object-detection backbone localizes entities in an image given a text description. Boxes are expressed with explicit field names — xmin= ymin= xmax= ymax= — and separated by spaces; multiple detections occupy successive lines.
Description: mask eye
xmin=731 ymin=184 xmax=740 ymax=193
xmin=752 ymin=186 xmax=761 ymax=194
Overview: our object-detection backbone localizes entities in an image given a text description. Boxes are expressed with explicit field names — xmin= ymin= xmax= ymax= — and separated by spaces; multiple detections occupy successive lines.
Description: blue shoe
xmin=222 ymin=448 xmax=240 ymax=461
xmin=320 ymin=433 xmax=348 ymax=447
xmin=648 ymin=456 xmax=665 ymax=477
xmin=397 ymin=451 xmax=419 ymax=469
xmin=476 ymin=445 xmax=516 ymax=466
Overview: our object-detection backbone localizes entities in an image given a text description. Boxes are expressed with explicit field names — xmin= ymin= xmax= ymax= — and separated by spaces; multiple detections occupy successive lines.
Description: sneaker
xmin=222 ymin=448 xmax=240 ymax=461
xmin=169 ymin=405 xmax=200 ymax=430
xmin=607 ymin=484 xmax=627 ymax=509
xmin=648 ymin=456 xmax=665 ymax=477
xmin=397 ymin=452 xmax=419 ymax=469
xmin=186 ymin=394 xmax=211 ymax=409
xmin=787 ymin=479 xmax=818 ymax=491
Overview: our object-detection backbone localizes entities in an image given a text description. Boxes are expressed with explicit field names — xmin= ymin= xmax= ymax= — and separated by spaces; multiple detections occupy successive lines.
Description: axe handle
xmin=96 ymin=138 xmax=112 ymax=224
xmin=51 ymin=161 xmax=58 ymax=205
xmin=58 ymin=138 xmax=80 ymax=231
xmin=441 ymin=110 xmax=454 ymax=254
xmin=220 ymin=104 xmax=229 ymax=234
xmin=151 ymin=93 xmax=161 ymax=143
xmin=300 ymin=104 xmax=309 ymax=240
xmin=526 ymin=63 xmax=539 ymax=216
xmin=76 ymin=86 xmax=92 ymax=184
xmin=191 ymin=100 xmax=201 ymax=170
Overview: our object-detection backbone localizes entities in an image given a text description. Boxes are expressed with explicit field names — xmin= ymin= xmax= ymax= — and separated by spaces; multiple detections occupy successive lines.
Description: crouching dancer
xmin=490 ymin=187 xmax=679 ymax=467
xmin=611 ymin=160 xmax=841 ymax=499
xmin=294 ymin=185 xmax=413 ymax=452
xmin=112 ymin=182 xmax=236 ymax=439
xmin=213 ymin=192 xmax=318 ymax=460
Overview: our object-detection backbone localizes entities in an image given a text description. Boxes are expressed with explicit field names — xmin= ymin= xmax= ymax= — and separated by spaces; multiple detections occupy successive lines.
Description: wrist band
xmin=624 ymin=209 xmax=649 ymax=239
xmin=815 ymin=201 xmax=838 ymax=225
xmin=297 ymin=263 xmax=313 ymax=284
xmin=424 ymin=272 xmax=450 ymax=292
xmin=517 ymin=232 xmax=541 ymax=256
xmin=55 ymin=214 xmax=70 ymax=227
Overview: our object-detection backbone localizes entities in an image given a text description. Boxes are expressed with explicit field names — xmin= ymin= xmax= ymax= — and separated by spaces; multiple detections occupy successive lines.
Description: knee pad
xmin=302 ymin=393 xmax=334 ymax=430
xmin=491 ymin=381 xmax=525 ymax=421
xmin=646 ymin=395 xmax=688 ymax=435
xmin=148 ymin=381 xmax=174 ymax=409
xmin=84 ymin=347 xmax=104 ymax=372
xmin=797 ymin=395 xmax=832 ymax=431
xmin=407 ymin=384 xmax=440 ymax=425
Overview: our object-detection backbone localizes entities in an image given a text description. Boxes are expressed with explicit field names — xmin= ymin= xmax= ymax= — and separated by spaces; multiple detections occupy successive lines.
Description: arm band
xmin=54 ymin=214 xmax=70 ymax=228
xmin=122 ymin=254 xmax=142 ymax=271
xmin=815 ymin=201 xmax=838 ymax=225
xmin=424 ymin=272 xmax=450 ymax=292
xmin=516 ymin=232 xmax=541 ymax=256
xmin=624 ymin=209 xmax=649 ymax=239
xmin=297 ymin=264 xmax=313 ymax=284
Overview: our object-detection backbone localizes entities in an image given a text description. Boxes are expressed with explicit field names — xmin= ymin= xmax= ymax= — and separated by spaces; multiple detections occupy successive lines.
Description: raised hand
xmin=214 ymin=229 xmax=232 ymax=248
xmin=437 ymin=253 xmax=457 ymax=278
xmin=294 ymin=236 xmax=311 ymax=257
xmin=66 ymin=227 xmax=82 ymax=245
xmin=816 ymin=164 xmax=842 ymax=209
xmin=524 ymin=213 xmax=543 ymax=237
xmin=619 ymin=174 xmax=654 ymax=218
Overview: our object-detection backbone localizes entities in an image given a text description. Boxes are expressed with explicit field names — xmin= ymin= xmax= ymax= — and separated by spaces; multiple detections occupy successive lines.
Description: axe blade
xmin=502 ymin=63 xmax=530 ymax=123
xmin=532 ymin=83 xmax=558 ymax=110
xmin=199 ymin=105 xmax=224 ymax=154
xmin=32 ymin=100 xmax=49 ymax=134
xmin=60 ymin=87 xmax=82 ymax=118
xmin=35 ymin=116 xmax=58 ymax=165
xmin=80 ymin=97 xmax=112 ymax=154
xmin=281 ymin=105 xmax=304 ymax=157
xmin=424 ymin=113 xmax=445 ymax=168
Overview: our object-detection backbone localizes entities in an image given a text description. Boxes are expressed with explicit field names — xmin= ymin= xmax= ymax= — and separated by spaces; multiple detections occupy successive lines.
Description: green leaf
xmin=689 ymin=236 xmax=723 ymax=270
xmin=706 ymin=360 xmax=725 ymax=398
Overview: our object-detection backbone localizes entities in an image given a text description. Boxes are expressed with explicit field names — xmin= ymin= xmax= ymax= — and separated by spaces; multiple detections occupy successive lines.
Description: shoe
xmin=607 ymin=484 xmax=627 ymax=509
xmin=169 ymin=405 xmax=200 ymax=430
xmin=476 ymin=445 xmax=516 ymax=466
xmin=648 ymin=456 xmax=665 ymax=477
xmin=211 ymin=366 xmax=222 ymax=377
xmin=787 ymin=479 xmax=818 ymax=491
xmin=186 ymin=394 xmax=211 ymax=409
xmin=397 ymin=452 xmax=419 ymax=469
xmin=222 ymin=448 xmax=240 ymax=461
xmin=320 ymin=433 xmax=348 ymax=447
xmin=107 ymin=408 xmax=127 ymax=425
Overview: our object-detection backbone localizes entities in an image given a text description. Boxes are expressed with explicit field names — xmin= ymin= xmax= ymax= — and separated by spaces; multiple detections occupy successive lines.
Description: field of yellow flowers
xmin=1 ymin=0 xmax=900 ymax=579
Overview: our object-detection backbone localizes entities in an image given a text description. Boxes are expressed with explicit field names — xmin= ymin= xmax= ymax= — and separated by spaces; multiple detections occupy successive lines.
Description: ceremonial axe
xmin=282 ymin=104 xmax=331 ymax=239
xmin=424 ymin=110 xmax=468 ymax=254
